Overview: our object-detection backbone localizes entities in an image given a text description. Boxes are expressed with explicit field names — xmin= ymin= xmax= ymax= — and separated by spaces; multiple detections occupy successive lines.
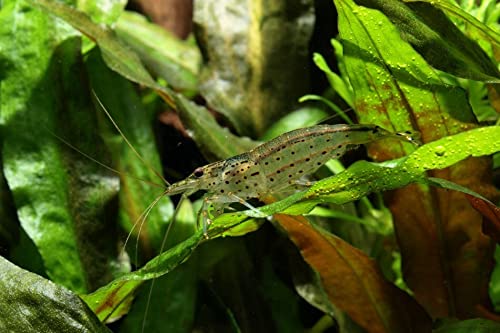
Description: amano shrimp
xmin=161 ymin=123 xmax=420 ymax=233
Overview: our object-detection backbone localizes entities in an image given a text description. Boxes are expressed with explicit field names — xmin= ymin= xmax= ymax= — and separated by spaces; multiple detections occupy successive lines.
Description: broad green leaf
xmin=337 ymin=0 xmax=498 ymax=318
xmin=433 ymin=318 xmax=500 ymax=333
xmin=29 ymin=0 xmax=177 ymax=106
xmin=194 ymin=0 xmax=315 ymax=137
xmin=115 ymin=11 xmax=201 ymax=93
xmin=354 ymin=0 xmax=500 ymax=82
xmin=174 ymin=93 xmax=259 ymax=160
xmin=0 ymin=256 xmax=110 ymax=333
xmin=0 ymin=0 xmax=120 ymax=292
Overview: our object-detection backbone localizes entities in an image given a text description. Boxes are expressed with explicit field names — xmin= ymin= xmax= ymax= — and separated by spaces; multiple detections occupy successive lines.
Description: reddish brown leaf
xmin=387 ymin=158 xmax=497 ymax=318
xmin=275 ymin=213 xmax=432 ymax=333
xmin=465 ymin=194 xmax=500 ymax=243
xmin=466 ymin=194 xmax=500 ymax=243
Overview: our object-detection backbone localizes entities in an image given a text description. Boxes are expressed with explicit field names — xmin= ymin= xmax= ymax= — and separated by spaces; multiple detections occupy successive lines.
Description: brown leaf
xmin=386 ymin=158 xmax=497 ymax=318
xmin=275 ymin=214 xmax=432 ymax=333
xmin=466 ymin=194 xmax=500 ymax=243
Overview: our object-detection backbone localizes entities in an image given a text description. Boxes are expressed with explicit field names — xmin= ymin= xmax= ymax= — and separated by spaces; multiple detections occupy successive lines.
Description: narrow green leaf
xmin=260 ymin=107 xmax=329 ymax=141
xmin=82 ymin=230 xmax=203 ymax=321
xmin=119 ymin=200 xmax=198 ymax=332
xmin=174 ymin=93 xmax=259 ymax=160
xmin=426 ymin=177 xmax=495 ymax=204
xmin=115 ymin=11 xmax=201 ymax=92
xmin=312 ymin=52 xmax=354 ymax=108
xmin=0 ymin=256 xmax=110 ymax=333
xmin=29 ymin=0 xmax=176 ymax=105
xmin=299 ymin=95 xmax=352 ymax=124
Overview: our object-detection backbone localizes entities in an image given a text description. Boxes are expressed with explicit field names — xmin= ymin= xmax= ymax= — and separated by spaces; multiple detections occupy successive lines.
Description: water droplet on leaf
xmin=434 ymin=145 xmax=446 ymax=157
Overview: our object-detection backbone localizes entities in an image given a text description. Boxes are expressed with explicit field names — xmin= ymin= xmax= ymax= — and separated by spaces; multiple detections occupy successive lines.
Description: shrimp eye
xmin=193 ymin=168 xmax=204 ymax=178
xmin=372 ymin=126 xmax=380 ymax=134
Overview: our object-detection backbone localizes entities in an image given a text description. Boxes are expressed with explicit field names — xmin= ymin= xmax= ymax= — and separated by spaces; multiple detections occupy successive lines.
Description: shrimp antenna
xmin=299 ymin=95 xmax=354 ymax=125
xmin=91 ymin=90 xmax=171 ymax=186
xmin=49 ymin=129 xmax=164 ymax=188
xmin=141 ymin=192 xmax=189 ymax=333
xmin=317 ymin=107 xmax=354 ymax=125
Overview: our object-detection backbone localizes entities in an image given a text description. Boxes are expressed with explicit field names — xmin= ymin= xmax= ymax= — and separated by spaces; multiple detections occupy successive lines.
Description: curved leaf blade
xmin=0 ymin=256 xmax=110 ymax=333
xmin=275 ymin=214 xmax=432 ymax=333
xmin=82 ymin=230 xmax=203 ymax=321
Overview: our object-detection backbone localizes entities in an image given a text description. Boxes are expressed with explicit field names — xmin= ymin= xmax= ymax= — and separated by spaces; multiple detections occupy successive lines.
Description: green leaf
xmin=77 ymin=0 xmax=126 ymax=25
xmin=404 ymin=0 xmax=500 ymax=47
xmin=312 ymin=52 xmax=354 ymax=108
xmin=115 ymin=11 xmax=201 ymax=92
xmin=354 ymin=0 xmax=500 ymax=82
xmin=194 ymin=0 xmax=315 ymax=136
xmin=174 ymin=93 xmax=259 ymax=160
xmin=260 ymin=107 xmax=329 ymax=141
xmin=0 ymin=0 xmax=120 ymax=292
xmin=337 ymin=0 xmax=497 ymax=318
xmin=119 ymin=200 xmax=198 ymax=332
xmin=0 ymin=256 xmax=110 ymax=333
xmin=298 ymin=95 xmax=352 ymax=124
xmin=433 ymin=319 xmax=500 ymax=333
xmin=425 ymin=177 xmax=495 ymax=204
xmin=29 ymin=0 xmax=177 ymax=106
xmin=82 ymin=230 xmax=203 ymax=322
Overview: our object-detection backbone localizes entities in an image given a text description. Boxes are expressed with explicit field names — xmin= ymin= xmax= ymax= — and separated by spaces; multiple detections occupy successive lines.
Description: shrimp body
xmin=164 ymin=124 xmax=420 ymax=230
